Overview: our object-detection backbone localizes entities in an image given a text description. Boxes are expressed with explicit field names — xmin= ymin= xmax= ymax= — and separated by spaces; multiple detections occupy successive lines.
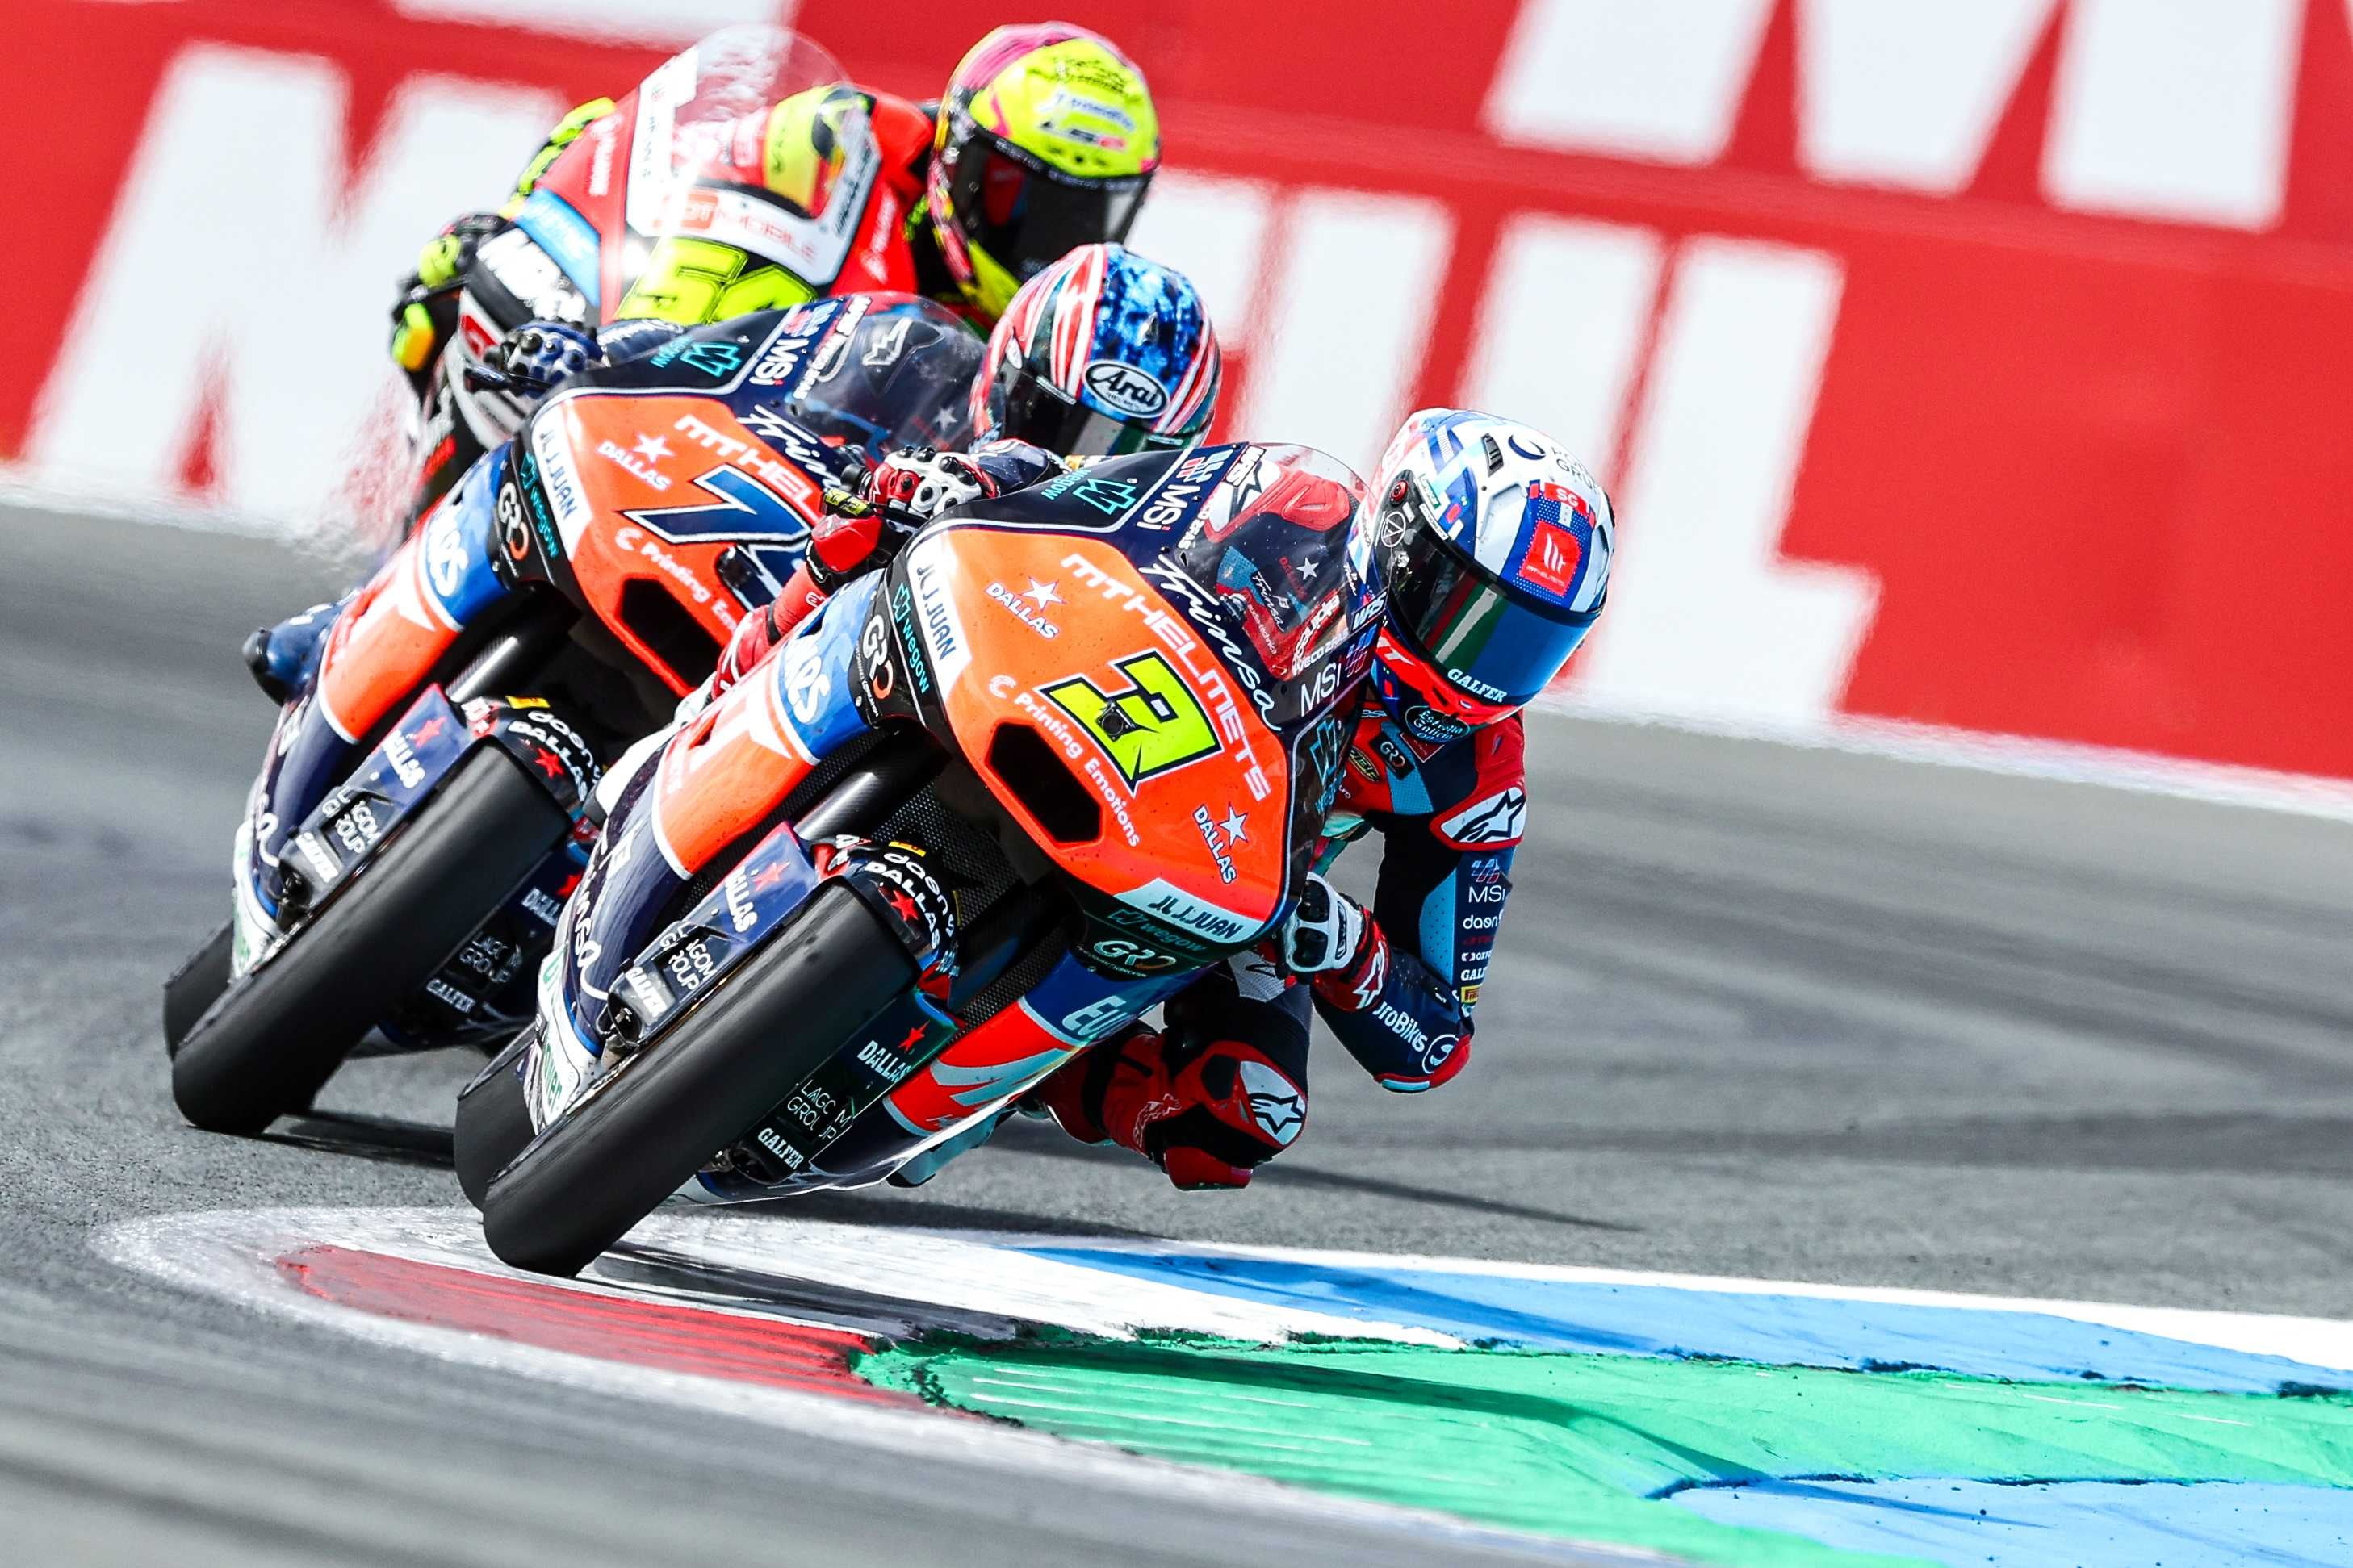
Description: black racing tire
xmin=454 ymin=1031 xmax=538 ymax=1210
xmin=171 ymin=749 xmax=571 ymax=1136
xmin=162 ymin=922 xmax=234 ymax=1058
xmin=482 ymin=885 xmax=914 ymax=1277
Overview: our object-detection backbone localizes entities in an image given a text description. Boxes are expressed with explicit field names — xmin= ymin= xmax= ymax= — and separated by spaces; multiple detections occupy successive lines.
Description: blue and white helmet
xmin=973 ymin=242 xmax=1221 ymax=456
xmin=1366 ymin=408 xmax=1614 ymax=734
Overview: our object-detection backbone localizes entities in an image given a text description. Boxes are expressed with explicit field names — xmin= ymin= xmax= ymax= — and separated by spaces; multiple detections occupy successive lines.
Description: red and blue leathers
xmin=1034 ymin=672 xmax=1525 ymax=1189
xmin=1296 ymin=695 xmax=1524 ymax=1091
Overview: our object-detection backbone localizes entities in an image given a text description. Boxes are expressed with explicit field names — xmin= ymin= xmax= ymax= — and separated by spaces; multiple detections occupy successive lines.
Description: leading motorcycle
xmin=456 ymin=442 xmax=1382 ymax=1276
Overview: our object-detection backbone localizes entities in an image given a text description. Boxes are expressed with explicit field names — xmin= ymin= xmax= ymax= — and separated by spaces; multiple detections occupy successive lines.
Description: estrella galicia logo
xmin=1404 ymin=704 xmax=1470 ymax=745
xmin=1082 ymin=360 xmax=1168 ymax=419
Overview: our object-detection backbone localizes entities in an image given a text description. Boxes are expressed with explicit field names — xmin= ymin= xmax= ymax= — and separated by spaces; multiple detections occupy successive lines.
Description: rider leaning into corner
xmin=699 ymin=398 xmax=1618 ymax=1194
xmin=388 ymin=19 xmax=1161 ymax=402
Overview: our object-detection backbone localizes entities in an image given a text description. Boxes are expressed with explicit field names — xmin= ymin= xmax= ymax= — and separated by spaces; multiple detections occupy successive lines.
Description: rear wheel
xmin=171 ymin=749 xmax=571 ymax=1135
xmin=454 ymin=1030 xmax=538 ymax=1210
xmin=482 ymin=885 xmax=914 ymax=1277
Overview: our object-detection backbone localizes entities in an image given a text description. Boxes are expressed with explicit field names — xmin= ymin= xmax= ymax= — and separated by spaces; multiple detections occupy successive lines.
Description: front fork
xmin=233 ymin=445 xmax=589 ymax=1044
xmin=248 ymin=444 xmax=555 ymax=906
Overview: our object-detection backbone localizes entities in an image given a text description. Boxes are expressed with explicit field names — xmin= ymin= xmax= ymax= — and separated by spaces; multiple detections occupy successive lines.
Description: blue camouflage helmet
xmin=972 ymin=241 xmax=1221 ymax=456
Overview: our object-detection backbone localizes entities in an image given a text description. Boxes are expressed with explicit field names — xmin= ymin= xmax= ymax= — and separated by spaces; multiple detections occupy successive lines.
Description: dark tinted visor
xmin=998 ymin=366 xmax=1184 ymax=457
xmin=952 ymin=139 xmax=1148 ymax=281
xmin=1386 ymin=524 xmax=1597 ymax=709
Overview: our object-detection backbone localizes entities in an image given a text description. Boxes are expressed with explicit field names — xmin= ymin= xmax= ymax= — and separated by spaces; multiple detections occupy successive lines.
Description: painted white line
xmin=623 ymin=1215 xmax=1464 ymax=1348
xmin=94 ymin=1206 xmax=1639 ymax=1565
xmin=1538 ymin=694 xmax=2353 ymax=826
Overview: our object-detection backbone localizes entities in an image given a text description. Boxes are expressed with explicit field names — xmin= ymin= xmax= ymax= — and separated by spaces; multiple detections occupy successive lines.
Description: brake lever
xmin=821 ymin=488 xmax=925 ymax=535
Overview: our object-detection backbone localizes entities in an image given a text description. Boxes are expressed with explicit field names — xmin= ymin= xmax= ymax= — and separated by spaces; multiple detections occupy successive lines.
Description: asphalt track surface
xmin=6 ymin=500 xmax=2353 ymax=1564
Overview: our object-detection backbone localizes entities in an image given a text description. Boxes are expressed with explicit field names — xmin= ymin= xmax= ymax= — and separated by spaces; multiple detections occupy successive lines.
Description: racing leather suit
xmin=392 ymin=87 xmax=962 ymax=405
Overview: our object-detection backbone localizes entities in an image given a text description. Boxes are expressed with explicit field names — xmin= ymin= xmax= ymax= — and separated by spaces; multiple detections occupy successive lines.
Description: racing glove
xmin=794 ymin=447 xmax=999 ymax=596
xmin=389 ymin=212 xmax=504 ymax=374
xmin=1032 ymin=1026 xmax=1307 ymax=1190
xmin=468 ymin=321 xmax=601 ymax=408
xmin=865 ymin=446 xmax=997 ymax=523
xmin=1279 ymin=872 xmax=1392 ymax=1014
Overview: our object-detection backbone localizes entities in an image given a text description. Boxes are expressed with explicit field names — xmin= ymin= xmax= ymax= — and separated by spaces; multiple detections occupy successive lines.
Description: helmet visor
xmin=952 ymin=138 xmax=1148 ymax=285
xmin=1386 ymin=528 xmax=1597 ymax=709
xmin=996 ymin=365 xmax=1186 ymax=456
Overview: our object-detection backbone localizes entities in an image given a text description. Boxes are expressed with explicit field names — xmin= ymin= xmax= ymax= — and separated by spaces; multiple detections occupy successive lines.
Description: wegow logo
xmin=1082 ymin=360 xmax=1169 ymax=419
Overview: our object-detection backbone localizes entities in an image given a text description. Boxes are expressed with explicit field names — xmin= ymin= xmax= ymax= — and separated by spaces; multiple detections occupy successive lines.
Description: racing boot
xmin=242 ymin=596 xmax=349 ymax=704
xmin=1031 ymin=1025 xmax=1307 ymax=1190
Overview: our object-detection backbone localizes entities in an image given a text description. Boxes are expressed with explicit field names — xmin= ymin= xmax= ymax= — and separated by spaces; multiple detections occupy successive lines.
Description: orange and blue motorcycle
xmin=455 ymin=442 xmax=1382 ymax=1276
xmin=165 ymin=295 xmax=982 ymax=1134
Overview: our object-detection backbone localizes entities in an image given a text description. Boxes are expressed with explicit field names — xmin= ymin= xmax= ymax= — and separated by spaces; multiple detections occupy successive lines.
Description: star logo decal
xmin=752 ymin=862 xmax=785 ymax=891
xmin=532 ymin=746 xmax=566 ymax=780
xmin=1021 ymin=578 xmax=1061 ymax=608
xmin=410 ymin=716 xmax=446 ymax=744
xmin=1220 ymin=807 xmax=1248 ymax=843
xmin=883 ymin=886 xmax=922 ymax=923
xmin=632 ymin=434 xmax=671 ymax=463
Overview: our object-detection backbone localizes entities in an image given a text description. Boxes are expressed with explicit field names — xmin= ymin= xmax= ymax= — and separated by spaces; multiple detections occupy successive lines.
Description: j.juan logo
xmin=1082 ymin=361 xmax=1168 ymax=419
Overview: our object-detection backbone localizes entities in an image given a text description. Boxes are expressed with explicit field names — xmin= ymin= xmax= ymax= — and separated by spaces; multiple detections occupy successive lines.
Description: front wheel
xmin=481 ymin=885 xmax=915 ymax=1277
xmin=162 ymin=922 xmax=233 ymax=1057
xmin=171 ymin=748 xmax=571 ymax=1135
xmin=454 ymin=1030 xmax=537 ymax=1210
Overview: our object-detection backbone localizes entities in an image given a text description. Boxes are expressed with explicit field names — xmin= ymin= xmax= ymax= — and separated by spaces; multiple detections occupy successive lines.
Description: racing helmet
xmin=927 ymin=24 xmax=1159 ymax=320
xmin=1365 ymin=408 xmax=1614 ymax=743
xmin=973 ymin=243 xmax=1220 ymax=456
xmin=752 ymin=83 xmax=871 ymax=219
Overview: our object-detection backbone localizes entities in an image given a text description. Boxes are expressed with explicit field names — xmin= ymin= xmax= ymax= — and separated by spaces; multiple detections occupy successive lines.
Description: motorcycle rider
xmin=744 ymin=408 xmax=1613 ymax=1191
xmin=247 ymin=245 xmax=1220 ymax=706
xmin=697 ymin=240 xmax=1222 ymax=684
xmin=1036 ymin=410 xmax=1614 ymax=1187
xmin=390 ymin=21 xmax=1161 ymax=399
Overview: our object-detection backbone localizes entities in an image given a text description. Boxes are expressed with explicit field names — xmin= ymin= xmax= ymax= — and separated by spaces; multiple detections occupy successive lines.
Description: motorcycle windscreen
xmin=611 ymin=25 xmax=884 ymax=320
xmin=762 ymin=295 xmax=987 ymax=468
xmin=1158 ymin=444 xmax=1384 ymax=729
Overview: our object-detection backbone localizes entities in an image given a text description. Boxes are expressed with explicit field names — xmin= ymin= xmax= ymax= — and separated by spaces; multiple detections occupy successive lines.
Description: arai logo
xmin=1082 ymin=361 xmax=1168 ymax=419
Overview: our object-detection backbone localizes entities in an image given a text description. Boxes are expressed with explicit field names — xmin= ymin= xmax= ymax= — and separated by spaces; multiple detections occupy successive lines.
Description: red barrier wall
xmin=8 ymin=0 xmax=2352 ymax=776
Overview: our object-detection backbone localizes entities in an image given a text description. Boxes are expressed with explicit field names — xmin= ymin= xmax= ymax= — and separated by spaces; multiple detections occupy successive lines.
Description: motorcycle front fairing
xmin=225 ymin=444 xmax=605 ymax=1044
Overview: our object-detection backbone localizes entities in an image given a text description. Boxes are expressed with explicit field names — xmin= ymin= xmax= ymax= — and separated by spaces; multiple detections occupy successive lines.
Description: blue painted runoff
xmin=1672 ymin=1478 xmax=2353 ymax=1567
xmin=1024 ymin=1249 xmax=2353 ymax=1395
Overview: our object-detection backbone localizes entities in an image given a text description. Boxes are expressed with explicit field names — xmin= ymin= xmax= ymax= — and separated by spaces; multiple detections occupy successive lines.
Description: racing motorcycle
xmin=408 ymin=24 xmax=918 ymax=516
xmin=165 ymin=295 xmax=983 ymax=1134
xmin=454 ymin=443 xmax=1381 ymax=1277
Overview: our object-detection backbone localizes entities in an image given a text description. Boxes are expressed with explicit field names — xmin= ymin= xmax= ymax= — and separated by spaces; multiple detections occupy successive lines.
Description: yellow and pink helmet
xmin=927 ymin=23 xmax=1161 ymax=320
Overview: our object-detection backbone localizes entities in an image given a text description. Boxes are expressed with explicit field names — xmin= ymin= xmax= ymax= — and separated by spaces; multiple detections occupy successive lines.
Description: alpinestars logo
xmin=1237 ymin=1058 xmax=1304 ymax=1146
xmin=1440 ymin=787 xmax=1527 ymax=846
